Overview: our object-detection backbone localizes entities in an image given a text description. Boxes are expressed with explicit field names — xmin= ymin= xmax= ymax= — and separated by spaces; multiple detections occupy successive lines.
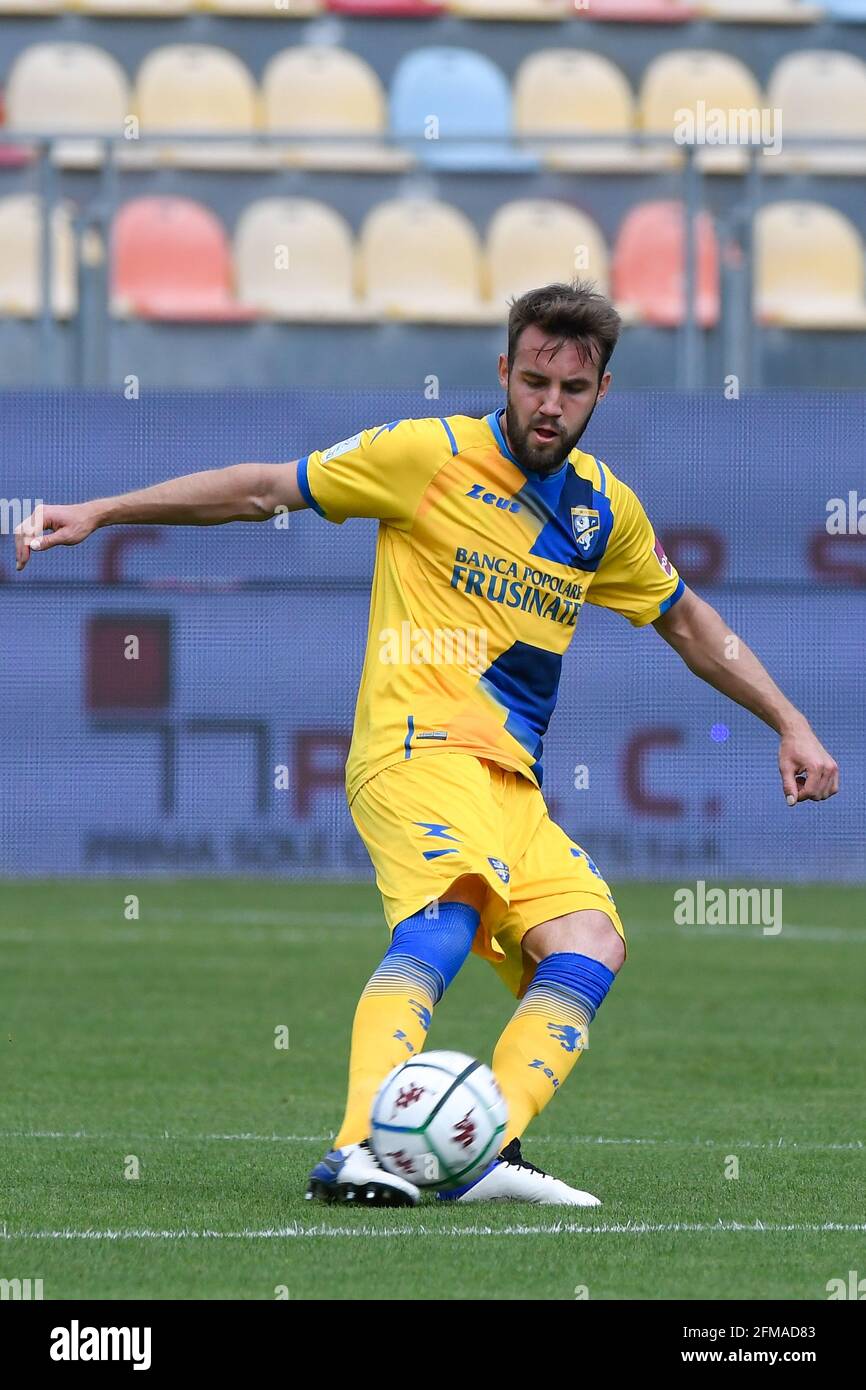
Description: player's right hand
xmin=14 ymin=502 xmax=100 ymax=572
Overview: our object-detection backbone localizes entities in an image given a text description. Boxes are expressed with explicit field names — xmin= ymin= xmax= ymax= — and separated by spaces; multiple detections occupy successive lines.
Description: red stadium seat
xmin=0 ymin=89 xmax=34 ymax=168
xmin=612 ymin=200 xmax=719 ymax=327
xmin=326 ymin=0 xmax=445 ymax=13
xmin=576 ymin=0 xmax=695 ymax=18
xmin=112 ymin=196 xmax=257 ymax=322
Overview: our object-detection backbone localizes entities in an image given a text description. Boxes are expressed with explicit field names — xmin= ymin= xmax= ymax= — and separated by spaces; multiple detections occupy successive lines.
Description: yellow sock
xmin=333 ymin=955 xmax=439 ymax=1149
xmin=492 ymin=970 xmax=592 ymax=1144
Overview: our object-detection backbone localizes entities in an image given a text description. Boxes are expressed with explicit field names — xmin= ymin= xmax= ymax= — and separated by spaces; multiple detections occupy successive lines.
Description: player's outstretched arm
xmin=14 ymin=460 xmax=305 ymax=572
xmin=653 ymin=585 xmax=839 ymax=806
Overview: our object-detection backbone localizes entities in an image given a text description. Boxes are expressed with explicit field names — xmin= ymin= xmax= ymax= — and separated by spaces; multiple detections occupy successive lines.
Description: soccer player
xmin=15 ymin=283 xmax=839 ymax=1207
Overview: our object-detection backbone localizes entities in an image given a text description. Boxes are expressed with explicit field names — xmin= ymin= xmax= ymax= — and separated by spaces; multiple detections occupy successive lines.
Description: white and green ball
xmin=370 ymin=1050 xmax=508 ymax=1190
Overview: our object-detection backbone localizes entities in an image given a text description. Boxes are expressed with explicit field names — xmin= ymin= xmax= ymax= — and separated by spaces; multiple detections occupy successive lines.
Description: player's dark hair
xmin=507 ymin=281 xmax=622 ymax=382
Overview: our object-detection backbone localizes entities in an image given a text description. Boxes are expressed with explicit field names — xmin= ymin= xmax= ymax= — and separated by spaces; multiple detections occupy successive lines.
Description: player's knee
xmin=524 ymin=910 xmax=626 ymax=974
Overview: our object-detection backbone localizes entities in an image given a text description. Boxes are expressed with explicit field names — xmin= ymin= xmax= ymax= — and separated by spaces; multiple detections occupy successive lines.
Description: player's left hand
xmin=779 ymin=724 xmax=839 ymax=805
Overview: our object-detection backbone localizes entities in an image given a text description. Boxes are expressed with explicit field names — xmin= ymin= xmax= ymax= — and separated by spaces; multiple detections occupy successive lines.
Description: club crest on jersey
xmin=571 ymin=506 xmax=601 ymax=555
xmin=488 ymin=857 xmax=510 ymax=884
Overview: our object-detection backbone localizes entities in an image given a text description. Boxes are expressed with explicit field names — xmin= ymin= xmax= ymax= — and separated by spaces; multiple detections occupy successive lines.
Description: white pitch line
xmin=0 ymin=1130 xmax=862 ymax=1152
xmin=3 ymin=1221 xmax=866 ymax=1241
xmin=0 ymin=920 xmax=863 ymax=945
xmin=0 ymin=1130 xmax=328 ymax=1143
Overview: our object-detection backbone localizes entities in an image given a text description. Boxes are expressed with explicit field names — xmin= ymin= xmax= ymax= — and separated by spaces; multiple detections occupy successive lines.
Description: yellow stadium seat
xmin=764 ymin=50 xmax=866 ymax=175
xmin=133 ymin=45 xmax=276 ymax=170
xmin=74 ymin=0 xmax=192 ymax=13
xmin=201 ymin=0 xmax=320 ymax=12
xmin=261 ymin=47 xmax=412 ymax=172
xmin=358 ymin=199 xmax=498 ymax=323
xmin=699 ymin=1 xmax=822 ymax=21
xmin=234 ymin=198 xmax=369 ymax=321
xmin=5 ymin=42 xmax=130 ymax=169
xmin=513 ymin=49 xmax=673 ymax=173
xmin=0 ymin=194 xmax=76 ymax=319
xmin=448 ymin=0 xmax=571 ymax=18
xmin=639 ymin=49 xmax=764 ymax=173
xmin=0 ymin=0 xmax=61 ymax=12
xmin=755 ymin=201 xmax=866 ymax=329
xmin=485 ymin=200 xmax=609 ymax=310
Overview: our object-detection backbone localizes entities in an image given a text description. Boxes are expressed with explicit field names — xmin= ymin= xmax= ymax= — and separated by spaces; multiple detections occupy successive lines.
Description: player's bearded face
xmin=501 ymin=332 xmax=609 ymax=477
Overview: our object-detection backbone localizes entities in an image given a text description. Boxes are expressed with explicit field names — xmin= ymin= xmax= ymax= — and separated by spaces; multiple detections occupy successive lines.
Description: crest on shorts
xmin=571 ymin=506 xmax=601 ymax=556
xmin=488 ymin=857 xmax=510 ymax=884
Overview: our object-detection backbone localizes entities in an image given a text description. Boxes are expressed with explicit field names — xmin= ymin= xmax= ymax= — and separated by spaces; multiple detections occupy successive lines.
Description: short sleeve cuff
xmin=296 ymin=456 xmax=328 ymax=519
xmin=630 ymin=577 xmax=686 ymax=628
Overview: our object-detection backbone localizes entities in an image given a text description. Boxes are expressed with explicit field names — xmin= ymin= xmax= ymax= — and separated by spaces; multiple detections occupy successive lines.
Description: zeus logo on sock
xmin=547 ymin=1022 xmax=584 ymax=1053
xmin=529 ymin=1058 xmax=560 ymax=1088
xmin=408 ymin=999 xmax=432 ymax=1031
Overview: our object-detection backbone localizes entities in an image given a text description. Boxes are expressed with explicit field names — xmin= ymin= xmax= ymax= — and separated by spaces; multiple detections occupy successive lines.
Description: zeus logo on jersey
xmin=488 ymin=857 xmax=510 ymax=883
xmin=466 ymin=483 xmax=521 ymax=514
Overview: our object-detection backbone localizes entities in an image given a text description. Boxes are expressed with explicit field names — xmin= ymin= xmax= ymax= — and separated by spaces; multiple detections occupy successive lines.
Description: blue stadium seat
xmin=825 ymin=0 xmax=866 ymax=17
xmin=390 ymin=48 xmax=539 ymax=173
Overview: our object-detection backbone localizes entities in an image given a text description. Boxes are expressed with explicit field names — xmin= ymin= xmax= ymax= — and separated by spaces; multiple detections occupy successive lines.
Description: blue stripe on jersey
xmin=296 ymin=456 xmax=326 ymax=517
xmin=478 ymin=641 xmax=563 ymax=787
xmin=659 ymin=577 xmax=686 ymax=615
xmin=404 ymin=714 xmax=415 ymax=758
xmin=596 ymin=458 xmax=608 ymax=496
xmin=439 ymin=418 xmax=459 ymax=456
xmin=485 ymin=409 xmax=520 ymax=465
xmin=521 ymin=467 xmax=614 ymax=572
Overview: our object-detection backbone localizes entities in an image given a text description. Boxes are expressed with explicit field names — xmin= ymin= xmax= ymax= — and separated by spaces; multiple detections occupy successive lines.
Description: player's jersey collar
xmin=484 ymin=408 xmax=570 ymax=482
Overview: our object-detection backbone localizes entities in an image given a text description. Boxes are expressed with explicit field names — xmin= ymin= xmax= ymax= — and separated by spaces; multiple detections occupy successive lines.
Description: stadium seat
xmin=755 ymin=201 xmax=866 ymax=329
xmin=513 ymin=50 xmax=674 ymax=173
xmin=824 ymin=0 xmax=866 ymax=17
xmin=0 ymin=90 xmax=35 ymax=168
xmin=358 ymin=199 xmax=499 ymax=323
xmin=699 ymin=1 xmax=822 ymax=20
xmin=111 ymin=197 xmax=257 ymax=321
xmin=0 ymin=0 xmax=60 ymax=12
xmin=133 ymin=46 xmax=275 ymax=170
xmin=612 ymin=200 xmax=720 ymax=327
xmin=75 ymin=0 xmax=192 ymax=13
xmin=485 ymin=201 xmax=610 ymax=309
xmin=203 ymin=0 xmax=320 ymax=11
xmin=575 ymin=0 xmax=696 ymax=18
xmin=448 ymin=0 xmax=571 ymax=19
xmin=326 ymin=0 xmax=445 ymax=12
xmin=5 ymin=42 xmax=130 ymax=169
xmin=390 ymin=48 xmax=539 ymax=173
xmin=0 ymin=194 xmax=76 ymax=318
xmin=765 ymin=51 xmax=866 ymax=174
xmin=234 ymin=198 xmax=369 ymax=321
xmin=639 ymin=50 xmax=764 ymax=173
xmin=261 ymin=47 xmax=411 ymax=172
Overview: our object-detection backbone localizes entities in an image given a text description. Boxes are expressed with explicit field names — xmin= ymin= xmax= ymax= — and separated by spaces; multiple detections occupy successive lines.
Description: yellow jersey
xmin=297 ymin=410 xmax=683 ymax=803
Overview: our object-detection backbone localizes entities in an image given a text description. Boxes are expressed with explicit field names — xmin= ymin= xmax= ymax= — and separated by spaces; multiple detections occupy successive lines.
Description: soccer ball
xmin=369 ymin=1050 xmax=508 ymax=1190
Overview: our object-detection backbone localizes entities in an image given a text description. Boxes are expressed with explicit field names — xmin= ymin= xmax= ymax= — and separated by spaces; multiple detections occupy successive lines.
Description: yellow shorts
xmin=350 ymin=753 xmax=625 ymax=998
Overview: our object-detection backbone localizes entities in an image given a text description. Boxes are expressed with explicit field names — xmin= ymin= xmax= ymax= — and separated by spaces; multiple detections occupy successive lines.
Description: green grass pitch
xmin=1 ymin=879 xmax=864 ymax=1301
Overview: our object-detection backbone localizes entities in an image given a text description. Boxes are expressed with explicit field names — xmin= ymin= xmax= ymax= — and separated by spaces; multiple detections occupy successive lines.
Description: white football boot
xmin=437 ymin=1138 xmax=601 ymax=1206
xmin=306 ymin=1139 xmax=420 ymax=1207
